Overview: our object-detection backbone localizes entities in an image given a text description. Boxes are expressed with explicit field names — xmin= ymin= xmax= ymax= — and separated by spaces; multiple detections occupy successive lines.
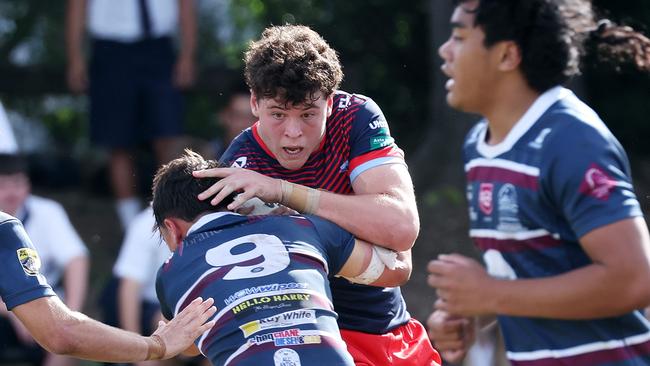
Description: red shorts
xmin=340 ymin=318 xmax=442 ymax=366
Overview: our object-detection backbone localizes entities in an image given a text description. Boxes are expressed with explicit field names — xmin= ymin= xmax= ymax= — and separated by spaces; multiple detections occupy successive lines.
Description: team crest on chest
xmin=479 ymin=183 xmax=494 ymax=215
xmin=497 ymin=184 xmax=525 ymax=231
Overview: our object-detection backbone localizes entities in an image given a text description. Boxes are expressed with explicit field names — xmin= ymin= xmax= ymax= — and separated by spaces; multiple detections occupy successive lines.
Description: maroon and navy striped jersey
xmin=219 ymin=90 xmax=411 ymax=333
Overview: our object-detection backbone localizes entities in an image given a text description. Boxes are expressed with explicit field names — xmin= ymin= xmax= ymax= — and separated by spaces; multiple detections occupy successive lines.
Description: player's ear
xmin=326 ymin=93 xmax=334 ymax=117
xmin=162 ymin=218 xmax=183 ymax=251
xmin=497 ymin=40 xmax=522 ymax=72
xmin=250 ymin=92 xmax=260 ymax=118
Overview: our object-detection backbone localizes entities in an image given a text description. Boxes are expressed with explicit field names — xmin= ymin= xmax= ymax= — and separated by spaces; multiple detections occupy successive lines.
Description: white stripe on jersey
xmin=286 ymin=244 xmax=329 ymax=274
xmin=506 ymin=329 xmax=650 ymax=362
xmin=223 ymin=329 xmax=345 ymax=366
xmin=464 ymin=158 xmax=540 ymax=177
xmin=470 ymin=228 xmax=560 ymax=241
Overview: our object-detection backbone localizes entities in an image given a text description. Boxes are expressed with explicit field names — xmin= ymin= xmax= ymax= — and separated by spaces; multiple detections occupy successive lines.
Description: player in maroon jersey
xmin=193 ymin=25 xmax=440 ymax=366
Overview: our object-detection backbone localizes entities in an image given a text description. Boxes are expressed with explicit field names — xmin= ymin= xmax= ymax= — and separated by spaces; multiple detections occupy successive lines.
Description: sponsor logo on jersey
xmin=528 ymin=128 xmax=552 ymax=149
xmin=579 ymin=164 xmax=616 ymax=200
xmin=496 ymin=184 xmax=525 ymax=231
xmin=370 ymin=136 xmax=394 ymax=150
xmin=224 ymin=282 xmax=309 ymax=306
xmin=16 ymin=248 xmax=41 ymax=276
xmin=239 ymin=309 xmax=317 ymax=337
xmin=339 ymin=161 xmax=349 ymax=173
xmin=231 ymin=293 xmax=312 ymax=315
xmin=368 ymin=118 xmax=389 ymax=131
xmin=249 ymin=328 xmax=321 ymax=347
xmin=274 ymin=348 xmax=302 ymax=366
xmin=479 ymin=183 xmax=494 ymax=215
xmin=337 ymin=95 xmax=351 ymax=109
xmin=231 ymin=156 xmax=247 ymax=168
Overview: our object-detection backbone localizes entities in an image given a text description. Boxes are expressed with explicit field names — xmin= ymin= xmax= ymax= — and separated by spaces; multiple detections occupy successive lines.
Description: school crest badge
xmin=16 ymin=248 xmax=41 ymax=276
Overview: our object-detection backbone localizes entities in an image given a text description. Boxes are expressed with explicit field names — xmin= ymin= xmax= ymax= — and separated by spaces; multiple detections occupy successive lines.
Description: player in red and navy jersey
xmin=193 ymin=25 xmax=440 ymax=365
xmin=0 ymin=211 xmax=215 ymax=363
xmin=152 ymin=151 xmax=413 ymax=366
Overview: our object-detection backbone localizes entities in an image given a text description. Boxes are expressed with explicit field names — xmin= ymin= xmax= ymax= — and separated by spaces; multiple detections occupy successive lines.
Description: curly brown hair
xmin=244 ymin=25 xmax=344 ymax=105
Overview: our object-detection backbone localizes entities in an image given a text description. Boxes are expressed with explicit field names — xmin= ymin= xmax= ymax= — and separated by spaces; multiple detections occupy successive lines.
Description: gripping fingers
xmin=197 ymin=179 xmax=227 ymax=202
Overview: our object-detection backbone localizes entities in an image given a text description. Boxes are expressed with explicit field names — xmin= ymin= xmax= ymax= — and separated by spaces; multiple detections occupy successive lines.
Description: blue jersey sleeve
xmin=0 ymin=213 xmax=55 ymax=309
xmin=347 ymin=95 xmax=405 ymax=181
xmin=304 ymin=215 xmax=355 ymax=275
xmin=155 ymin=268 xmax=174 ymax=320
xmin=541 ymin=118 xmax=642 ymax=238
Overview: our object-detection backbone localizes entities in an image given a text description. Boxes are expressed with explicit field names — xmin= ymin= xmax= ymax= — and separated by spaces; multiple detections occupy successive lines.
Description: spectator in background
xmin=0 ymin=153 xmax=89 ymax=366
xmin=107 ymin=206 xmax=170 ymax=366
xmin=0 ymin=101 xmax=18 ymax=154
xmin=426 ymin=1 xmax=650 ymax=365
xmin=207 ymin=86 xmax=256 ymax=158
xmin=65 ymin=0 xmax=197 ymax=229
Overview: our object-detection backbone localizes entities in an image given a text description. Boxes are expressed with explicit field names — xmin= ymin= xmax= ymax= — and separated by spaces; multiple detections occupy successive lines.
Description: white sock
xmin=116 ymin=197 xmax=141 ymax=229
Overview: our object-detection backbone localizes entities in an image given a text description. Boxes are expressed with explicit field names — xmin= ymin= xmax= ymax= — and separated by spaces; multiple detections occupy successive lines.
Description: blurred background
xmin=0 ymin=0 xmax=648 ymax=365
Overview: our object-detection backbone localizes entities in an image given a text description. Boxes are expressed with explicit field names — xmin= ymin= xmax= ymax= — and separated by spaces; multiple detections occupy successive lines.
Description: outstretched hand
xmin=427 ymin=254 xmax=494 ymax=316
xmin=193 ymin=167 xmax=283 ymax=210
xmin=151 ymin=297 xmax=216 ymax=359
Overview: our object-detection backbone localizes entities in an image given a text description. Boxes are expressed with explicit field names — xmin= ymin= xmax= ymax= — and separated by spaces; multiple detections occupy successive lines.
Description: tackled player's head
xmin=151 ymin=150 xmax=234 ymax=231
xmin=244 ymin=24 xmax=343 ymax=106
xmin=452 ymin=0 xmax=650 ymax=93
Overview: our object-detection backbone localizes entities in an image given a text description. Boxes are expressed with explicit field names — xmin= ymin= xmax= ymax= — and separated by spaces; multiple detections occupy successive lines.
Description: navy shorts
xmin=89 ymin=37 xmax=184 ymax=148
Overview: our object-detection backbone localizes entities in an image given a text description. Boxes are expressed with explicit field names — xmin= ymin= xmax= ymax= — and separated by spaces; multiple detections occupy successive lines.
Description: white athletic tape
xmin=374 ymin=246 xmax=398 ymax=270
xmin=345 ymin=246 xmax=385 ymax=285
xmin=239 ymin=196 xmax=280 ymax=215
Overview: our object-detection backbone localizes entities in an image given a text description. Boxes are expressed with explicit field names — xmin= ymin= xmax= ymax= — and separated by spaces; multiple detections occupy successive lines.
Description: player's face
xmin=438 ymin=0 xmax=501 ymax=114
xmin=253 ymin=92 xmax=333 ymax=170
xmin=0 ymin=173 xmax=29 ymax=216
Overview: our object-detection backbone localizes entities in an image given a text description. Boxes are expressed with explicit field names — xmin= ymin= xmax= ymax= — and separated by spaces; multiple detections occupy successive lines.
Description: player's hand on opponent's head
xmin=426 ymin=309 xmax=475 ymax=364
xmin=193 ymin=167 xmax=283 ymax=211
xmin=150 ymin=297 xmax=216 ymax=360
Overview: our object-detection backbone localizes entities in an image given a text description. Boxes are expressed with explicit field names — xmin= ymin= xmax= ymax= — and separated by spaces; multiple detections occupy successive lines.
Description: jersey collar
xmin=476 ymin=86 xmax=571 ymax=158
xmin=187 ymin=212 xmax=241 ymax=235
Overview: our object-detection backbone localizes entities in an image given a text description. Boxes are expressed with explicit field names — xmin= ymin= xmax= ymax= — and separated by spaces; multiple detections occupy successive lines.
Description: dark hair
xmin=456 ymin=0 xmax=650 ymax=92
xmin=0 ymin=153 xmax=28 ymax=175
xmin=244 ymin=24 xmax=343 ymax=105
xmin=151 ymin=150 xmax=235 ymax=230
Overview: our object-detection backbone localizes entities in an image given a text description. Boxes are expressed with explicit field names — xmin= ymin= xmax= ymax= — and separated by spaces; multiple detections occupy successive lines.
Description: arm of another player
xmin=12 ymin=295 xmax=216 ymax=362
xmin=428 ymin=217 xmax=650 ymax=318
xmin=317 ymin=163 xmax=419 ymax=252
xmin=194 ymin=163 xmax=419 ymax=252
xmin=337 ymin=238 xmax=412 ymax=287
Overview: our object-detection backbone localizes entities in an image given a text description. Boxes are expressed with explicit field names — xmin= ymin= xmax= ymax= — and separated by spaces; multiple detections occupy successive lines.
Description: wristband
xmin=146 ymin=334 xmax=166 ymax=360
xmin=280 ymin=180 xmax=320 ymax=214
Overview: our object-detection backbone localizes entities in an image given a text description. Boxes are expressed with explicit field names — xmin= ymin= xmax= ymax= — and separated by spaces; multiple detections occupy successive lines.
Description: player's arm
xmin=312 ymin=163 xmax=419 ymax=252
xmin=337 ymin=238 xmax=412 ymax=287
xmin=194 ymin=163 xmax=418 ymax=252
xmin=12 ymin=295 xmax=216 ymax=362
xmin=429 ymin=217 xmax=650 ymax=318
